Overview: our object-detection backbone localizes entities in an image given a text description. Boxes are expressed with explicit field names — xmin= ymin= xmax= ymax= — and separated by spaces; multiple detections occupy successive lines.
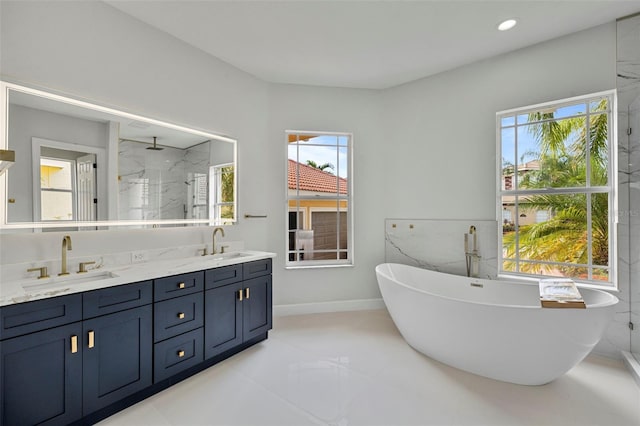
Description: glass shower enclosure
xmin=631 ymin=95 xmax=640 ymax=362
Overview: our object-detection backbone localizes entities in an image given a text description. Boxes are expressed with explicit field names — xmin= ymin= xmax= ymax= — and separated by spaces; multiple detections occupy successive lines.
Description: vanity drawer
xmin=153 ymin=328 xmax=203 ymax=383
xmin=154 ymin=271 xmax=204 ymax=302
xmin=154 ymin=292 xmax=204 ymax=342
xmin=83 ymin=281 xmax=152 ymax=319
xmin=205 ymin=264 xmax=243 ymax=290
xmin=243 ymin=259 xmax=272 ymax=280
xmin=0 ymin=294 xmax=82 ymax=340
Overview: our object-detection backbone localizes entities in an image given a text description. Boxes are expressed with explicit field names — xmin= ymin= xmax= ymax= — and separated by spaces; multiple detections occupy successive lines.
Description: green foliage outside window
xmin=501 ymin=96 xmax=612 ymax=283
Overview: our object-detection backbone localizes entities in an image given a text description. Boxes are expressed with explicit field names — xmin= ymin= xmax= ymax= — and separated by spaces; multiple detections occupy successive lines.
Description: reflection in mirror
xmin=0 ymin=81 xmax=237 ymax=230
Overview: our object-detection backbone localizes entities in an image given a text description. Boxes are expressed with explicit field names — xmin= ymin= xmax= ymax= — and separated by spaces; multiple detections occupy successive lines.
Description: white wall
xmin=266 ymin=84 xmax=385 ymax=305
xmin=0 ymin=0 xmax=629 ymax=358
xmin=382 ymin=22 xmax=616 ymax=220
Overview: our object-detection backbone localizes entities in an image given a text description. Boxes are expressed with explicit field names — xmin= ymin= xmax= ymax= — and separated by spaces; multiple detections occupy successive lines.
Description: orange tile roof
xmin=288 ymin=159 xmax=347 ymax=195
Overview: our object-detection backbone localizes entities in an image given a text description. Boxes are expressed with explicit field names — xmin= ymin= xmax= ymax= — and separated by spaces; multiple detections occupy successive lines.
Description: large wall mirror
xmin=0 ymin=81 xmax=237 ymax=231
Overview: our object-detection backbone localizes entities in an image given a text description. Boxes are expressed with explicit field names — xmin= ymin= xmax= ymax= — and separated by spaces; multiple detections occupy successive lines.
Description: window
xmin=497 ymin=91 xmax=616 ymax=287
xmin=286 ymin=131 xmax=352 ymax=267
xmin=40 ymin=157 xmax=75 ymax=221
xmin=210 ymin=164 xmax=234 ymax=224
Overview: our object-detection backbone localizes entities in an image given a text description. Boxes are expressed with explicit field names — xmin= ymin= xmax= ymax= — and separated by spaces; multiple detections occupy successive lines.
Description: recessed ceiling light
xmin=498 ymin=18 xmax=518 ymax=31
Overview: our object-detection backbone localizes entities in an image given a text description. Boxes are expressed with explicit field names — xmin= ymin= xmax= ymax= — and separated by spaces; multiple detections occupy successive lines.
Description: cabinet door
xmin=82 ymin=305 xmax=152 ymax=414
xmin=1 ymin=323 xmax=82 ymax=426
xmin=204 ymin=282 xmax=242 ymax=359
xmin=242 ymin=275 xmax=273 ymax=341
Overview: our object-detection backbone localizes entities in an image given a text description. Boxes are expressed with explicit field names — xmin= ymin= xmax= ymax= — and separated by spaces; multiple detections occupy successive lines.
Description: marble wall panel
xmin=618 ymin=14 xmax=640 ymax=359
xmin=118 ymin=140 xmax=187 ymax=220
xmin=384 ymin=219 xmax=498 ymax=279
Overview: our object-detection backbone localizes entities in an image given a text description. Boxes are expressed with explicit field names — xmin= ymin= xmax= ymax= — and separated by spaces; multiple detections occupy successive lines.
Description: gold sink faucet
xmin=59 ymin=235 xmax=72 ymax=276
xmin=212 ymin=227 xmax=225 ymax=255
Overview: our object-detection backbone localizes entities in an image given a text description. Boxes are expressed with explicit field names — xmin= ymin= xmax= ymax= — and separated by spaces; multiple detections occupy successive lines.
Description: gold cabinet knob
xmin=177 ymin=350 xmax=185 ymax=358
xmin=178 ymin=282 xmax=185 ymax=289
xmin=178 ymin=312 xmax=185 ymax=319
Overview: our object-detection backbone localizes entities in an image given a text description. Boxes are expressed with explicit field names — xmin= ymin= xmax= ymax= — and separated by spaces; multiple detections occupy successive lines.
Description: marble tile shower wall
xmin=618 ymin=14 xmax=640 ymax=357
xmin=118 ymin=141 xmax=209 ymax=220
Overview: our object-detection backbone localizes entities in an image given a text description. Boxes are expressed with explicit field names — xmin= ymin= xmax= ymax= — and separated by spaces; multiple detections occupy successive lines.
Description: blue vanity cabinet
xmin=0 ymin=257 xmax=272 ymax=425
xmin=0 ymin=282 xmax=153 ymax=425
xmin=152 ymin=272 xmax=205 ymax=382
xmin=204 ymin=259 xmax=272 ymax=359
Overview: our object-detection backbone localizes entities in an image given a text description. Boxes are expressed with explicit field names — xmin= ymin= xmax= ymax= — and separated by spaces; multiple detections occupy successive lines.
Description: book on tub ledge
xmin=539 ymin=278 xmax=586 ymax=309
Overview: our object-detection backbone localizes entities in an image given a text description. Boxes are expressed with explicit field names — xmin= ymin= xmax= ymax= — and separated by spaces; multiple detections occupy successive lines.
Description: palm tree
xmin=220 ymin=166 xmax=234 ymax=219
xmin=306 ymin=160 xmax=335 ymax=173
xmin=503 ymin=99 xmax=610 ymax=279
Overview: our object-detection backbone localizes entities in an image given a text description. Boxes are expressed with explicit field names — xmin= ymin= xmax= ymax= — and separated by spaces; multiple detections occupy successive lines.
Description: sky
xmin=500 ymin=101 xmax=604 ymax=169
xmin=288 ymin=135 xmax=348 ymax=178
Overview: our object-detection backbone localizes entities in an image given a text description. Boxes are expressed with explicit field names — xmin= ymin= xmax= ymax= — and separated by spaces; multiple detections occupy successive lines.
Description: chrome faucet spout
xmin=212 ymin=227 xmax=225 ymax=255
xmin=59 ymin=235 xmax=72 ymax=276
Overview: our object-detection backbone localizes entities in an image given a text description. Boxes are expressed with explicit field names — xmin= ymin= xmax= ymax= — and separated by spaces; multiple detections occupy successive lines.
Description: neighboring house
xmin=287 ymin=159 xmax=348 ymax=260
xmin=501 ymin=160 xmax=552 ymax=227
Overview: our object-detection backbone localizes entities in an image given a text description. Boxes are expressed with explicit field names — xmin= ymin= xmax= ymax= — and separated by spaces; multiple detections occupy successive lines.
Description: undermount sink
xmin=22 ymin=271 xmax=119 ymax=292
xmin=210 ymin=251 xmax=252 ymax=261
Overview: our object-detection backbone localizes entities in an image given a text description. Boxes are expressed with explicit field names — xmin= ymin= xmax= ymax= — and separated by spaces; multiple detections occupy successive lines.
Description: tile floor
xmin=98 ymin=309 xmax=640 ymax=426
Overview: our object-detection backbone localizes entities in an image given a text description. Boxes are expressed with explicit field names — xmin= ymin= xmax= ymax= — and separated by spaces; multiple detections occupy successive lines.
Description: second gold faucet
xmin=59 ymin=235 xmax=72 ymax=276
xmin=212 ymin=227 xmax=225 ymax=255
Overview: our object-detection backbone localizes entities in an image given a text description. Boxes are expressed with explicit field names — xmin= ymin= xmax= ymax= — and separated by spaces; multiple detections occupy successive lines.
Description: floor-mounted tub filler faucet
xmin=59 ymin=235 xmax=72 ymax=276
xmin=464 ymin=226 xmax=480 ymax=278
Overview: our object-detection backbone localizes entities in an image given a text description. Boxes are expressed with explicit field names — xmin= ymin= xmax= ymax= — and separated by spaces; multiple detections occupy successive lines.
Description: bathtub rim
xmin=375 ymin=262 xmax=619 ymax=310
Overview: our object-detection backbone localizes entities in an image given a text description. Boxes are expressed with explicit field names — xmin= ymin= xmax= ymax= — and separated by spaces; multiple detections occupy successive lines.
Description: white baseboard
xmin=273 ymin=298 xmax=386 ymax=317
xmin=622 ymin=351 xmax=640 ymax=388
xmin=622 ymin=351 xmax=640 ymax=386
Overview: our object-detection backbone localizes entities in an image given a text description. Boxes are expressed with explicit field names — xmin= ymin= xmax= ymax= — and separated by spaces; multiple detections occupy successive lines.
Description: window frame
xmin=210 ymin=163 xmax=234 ymax=225
xmin=39 ymin=156 xmax=77 ymax=221
xmin=285 ymin=130 xmax=354 ymax=269
xmin=496 ymin=90 xmax=617 ymax=289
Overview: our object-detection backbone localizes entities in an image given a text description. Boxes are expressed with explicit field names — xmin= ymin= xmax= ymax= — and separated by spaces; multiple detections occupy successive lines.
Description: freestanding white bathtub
xmin=375 ymin=263 xmax=619 ymax=385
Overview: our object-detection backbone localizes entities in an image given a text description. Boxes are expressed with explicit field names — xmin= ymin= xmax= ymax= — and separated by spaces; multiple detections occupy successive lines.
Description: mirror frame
xmin=0 ymin=81 xmax=237 ymax=230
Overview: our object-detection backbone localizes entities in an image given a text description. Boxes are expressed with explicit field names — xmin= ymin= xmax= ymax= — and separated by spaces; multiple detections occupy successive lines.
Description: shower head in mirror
xmin=146 ymin=136 xmax=164 ymax=151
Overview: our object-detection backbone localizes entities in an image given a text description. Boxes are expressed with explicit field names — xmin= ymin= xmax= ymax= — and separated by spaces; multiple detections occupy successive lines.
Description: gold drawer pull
xmin=178 ymin=312 xmax=185 ymax=319
xmin=238 ymin=289 xmax=243 ymax=301
xmin=71 ymin=335 xmax=78 ymax=353
xmin=177 ymin=350 xmax=185 ymax=358
xmin=178 ymin=282 xmax=185 ymax=289
xmin=244 ymin=288 xmax=250 ymax=299
xmin=88 ymin=330 xmax=95 ymax=349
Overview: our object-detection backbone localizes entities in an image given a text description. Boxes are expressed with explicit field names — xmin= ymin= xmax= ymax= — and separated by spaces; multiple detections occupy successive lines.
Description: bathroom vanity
xmin=0 ymin=253 xmax=273 ymax=426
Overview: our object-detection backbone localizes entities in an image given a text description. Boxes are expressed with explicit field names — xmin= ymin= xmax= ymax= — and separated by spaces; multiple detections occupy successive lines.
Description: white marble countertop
xmin=0 ymin=250 xmax=276 ymax=307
